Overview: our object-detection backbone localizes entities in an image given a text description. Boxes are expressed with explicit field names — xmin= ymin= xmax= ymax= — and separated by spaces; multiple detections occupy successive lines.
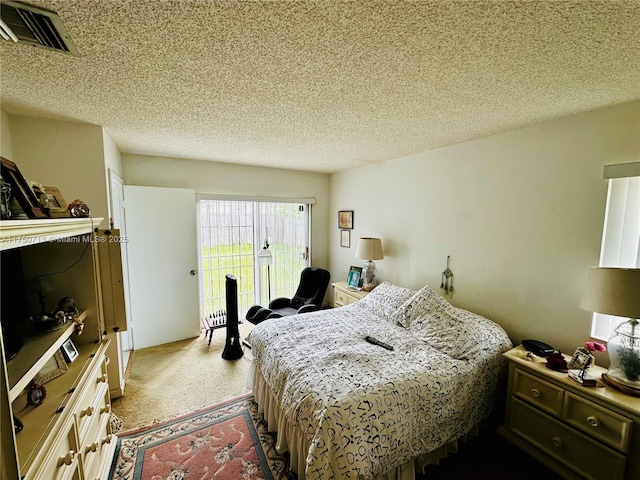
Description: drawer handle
xmin=85 ymin=441 xmax=98 ymax=454
xmin=97 ymin=373 xmax=108 ymax=384
xmin=100 ymin=404 xmax=111 ymax=415
xmin=81 ymin=406 xmax=95 ymax=418
xmin=57 ymin=450 xmax=76 ymax=467
xmin=587 ymin=415 xmax=600 ymax=428
xmin=551 ymin=436 xmax=563 ymax=448
xmin=530 ymin=388 xmax=541 ymax=398
xmin=102 ymin=434 xmax=113 ymax=445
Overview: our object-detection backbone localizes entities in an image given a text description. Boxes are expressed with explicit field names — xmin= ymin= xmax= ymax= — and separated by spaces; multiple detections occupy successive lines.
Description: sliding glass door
xmin=198 ymin=199 xmax=310 ymax=318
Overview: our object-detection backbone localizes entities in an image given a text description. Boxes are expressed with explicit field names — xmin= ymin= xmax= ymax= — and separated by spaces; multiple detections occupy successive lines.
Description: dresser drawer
xmin=334 ymin=288 xmax=353 ymax=306
xmin=563 ymin=392 xmax=633 ymax=453
xmin=30 ymin=418 xmax=80 ymax=480
xmin=77 ymin=382 xmax=109 ymax=445
xmin=513 ymin=369 xmax=564 ymax=416
xmin=75 ymin=355 xmax=109 ymax=443
xmin=81 ymin=401 xmax=112 ymax=480
xmin=510 ymin=397 xmax=626 ymax=480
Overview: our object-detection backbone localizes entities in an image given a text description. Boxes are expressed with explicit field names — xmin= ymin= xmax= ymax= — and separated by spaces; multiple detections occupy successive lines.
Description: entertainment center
xmin=1 ymin=217 xmax=124 ymax=480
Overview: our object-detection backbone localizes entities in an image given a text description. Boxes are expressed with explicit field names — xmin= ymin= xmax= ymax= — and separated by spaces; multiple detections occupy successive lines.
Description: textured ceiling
xmin=1 ymin=1 xmax=639 ymax=173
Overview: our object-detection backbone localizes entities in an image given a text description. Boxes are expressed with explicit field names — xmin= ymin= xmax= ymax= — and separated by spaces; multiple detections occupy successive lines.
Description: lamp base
xmin=362 ymin=260 xmax=377 ymax=288
xmin=602 ymin=372 xmax=640 ymax=397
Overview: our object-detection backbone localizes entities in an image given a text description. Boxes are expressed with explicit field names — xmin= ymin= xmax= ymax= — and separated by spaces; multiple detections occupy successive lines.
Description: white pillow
xmin=415 ymin=311 xmax=474 ymax=359
xmin=357 ymin=281 xmax=416 ymax=319
xmin=393 ymin=284 xmax=454 ymax=327
xmin=418 ymin=307 xmax=509 ymax=360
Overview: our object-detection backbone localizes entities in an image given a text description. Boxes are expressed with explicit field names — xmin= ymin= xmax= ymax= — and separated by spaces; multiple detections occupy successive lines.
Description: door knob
xmin=190 ymin=270 xmax=197 ymax=276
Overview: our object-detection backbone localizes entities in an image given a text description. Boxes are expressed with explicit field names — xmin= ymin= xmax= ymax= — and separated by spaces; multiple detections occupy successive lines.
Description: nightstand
xmin=331 ymin=281 xmax=368 ymax=307
xmin=498 ymin=345 xmax=640 ymax=480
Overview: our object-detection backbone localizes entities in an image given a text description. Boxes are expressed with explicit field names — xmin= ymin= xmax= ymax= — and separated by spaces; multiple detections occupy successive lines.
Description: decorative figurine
xmin=68 ymin=199 xmax=90 ymax=217
xmin=440 ymin=256 xmax=454 ymax=295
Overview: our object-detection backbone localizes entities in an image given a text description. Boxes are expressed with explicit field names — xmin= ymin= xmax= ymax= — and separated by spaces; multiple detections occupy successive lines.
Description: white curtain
xmin=591 ymin=170 xmax=640 ymax=340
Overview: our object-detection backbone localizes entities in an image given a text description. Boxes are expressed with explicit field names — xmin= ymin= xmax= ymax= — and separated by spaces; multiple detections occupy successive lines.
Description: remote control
xmin=365 ymin=336 xmax=394 ymax=351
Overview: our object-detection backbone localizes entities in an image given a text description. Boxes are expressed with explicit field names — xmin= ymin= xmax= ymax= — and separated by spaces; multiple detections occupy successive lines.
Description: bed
xmin=246 ymin=282 xmax=513 ymax=480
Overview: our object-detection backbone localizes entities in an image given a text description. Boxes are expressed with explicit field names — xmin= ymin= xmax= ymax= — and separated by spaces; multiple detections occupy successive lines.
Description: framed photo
xmin=61 ymin=338 xmax=79 ymax=363
xmin=338 ymin=210 xmax=353 ymax=229
xmin=43 ymin=186 xmax=69 ymax=218
xmin=568 ymin=347 xmax=593 ymax=370
xmin=34 ymin=350 xmax=68 ymax=384
xmin=0 ymin=157 xmax=48 ymax=218
xmin=340 ymin=230 xmax=350 ymax=248
xmin=347 ymin=265 xmax=362 ymax=288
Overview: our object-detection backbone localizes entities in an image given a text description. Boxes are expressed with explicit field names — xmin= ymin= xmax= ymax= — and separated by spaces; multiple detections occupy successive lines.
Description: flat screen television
xmin=1 ymin=249 xmax=29 ymax=360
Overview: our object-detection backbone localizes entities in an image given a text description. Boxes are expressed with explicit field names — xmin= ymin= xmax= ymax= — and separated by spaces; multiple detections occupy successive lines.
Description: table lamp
xmin=355 ymin=237 xmax=383 ymax=291
xmin=580 ymin=267 xmax=640 ymax=395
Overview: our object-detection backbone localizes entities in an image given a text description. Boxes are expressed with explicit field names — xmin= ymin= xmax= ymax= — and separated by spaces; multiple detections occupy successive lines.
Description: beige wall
xmin=4 ymin=113 xmax=111 ymax=220
xmin=330 ymin=101 xmax=640 ymax=360
xmin=122 ymin=154 xmax=331 ymax=269
xmin=1 ymin=110 xmax=14 ymax=159
xmin=103 ymin=128 xmax=124 ymax=226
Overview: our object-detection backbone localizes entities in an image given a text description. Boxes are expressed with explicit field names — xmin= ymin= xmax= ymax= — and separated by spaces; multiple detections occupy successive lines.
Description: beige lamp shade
xmin=580 ymin=267 xmax=640 ymax=318
xmin=355 ymin=237 xmax=384 ymax=261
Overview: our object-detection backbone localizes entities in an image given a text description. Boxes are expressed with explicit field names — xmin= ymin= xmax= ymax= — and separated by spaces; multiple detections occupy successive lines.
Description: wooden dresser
xmin=1 ymin=218 xmax=123 ymax=480
xmin=331 ymin=281 xmax=368 ymax=307
xmin=498 ymin=345 xmax=640 ymax=480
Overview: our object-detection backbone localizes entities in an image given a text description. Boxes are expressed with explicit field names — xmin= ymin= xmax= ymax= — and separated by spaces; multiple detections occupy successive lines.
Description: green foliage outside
xmin=202 ymin=242 xmax=304 ymax=314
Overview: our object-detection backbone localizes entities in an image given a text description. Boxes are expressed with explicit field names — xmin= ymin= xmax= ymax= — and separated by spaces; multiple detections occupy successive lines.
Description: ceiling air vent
xmin=0 ymin=0 xmax=78 ymax=55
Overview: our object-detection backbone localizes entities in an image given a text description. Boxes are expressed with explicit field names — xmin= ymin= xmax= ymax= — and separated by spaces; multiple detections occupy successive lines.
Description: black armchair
xmin=246 ymin=267 xmax=330 ymax=325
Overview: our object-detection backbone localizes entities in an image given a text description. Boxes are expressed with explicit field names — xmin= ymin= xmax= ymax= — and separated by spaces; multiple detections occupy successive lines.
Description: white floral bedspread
xmin=247 ymin=285 xmax=512 ymax=480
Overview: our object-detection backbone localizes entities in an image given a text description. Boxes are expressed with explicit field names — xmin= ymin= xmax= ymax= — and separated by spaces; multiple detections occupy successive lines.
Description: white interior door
xmin=109 ymin=170 xmax=133 ymax=352
xmin=124 ymin=186 xmax=200 ymax=349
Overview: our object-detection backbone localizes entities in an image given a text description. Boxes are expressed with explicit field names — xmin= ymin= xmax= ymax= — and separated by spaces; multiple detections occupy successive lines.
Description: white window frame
xmin=590 ymin=163 xmax=640 ymax=341
xmin=196 ymin=194 xmax=314 ymax=318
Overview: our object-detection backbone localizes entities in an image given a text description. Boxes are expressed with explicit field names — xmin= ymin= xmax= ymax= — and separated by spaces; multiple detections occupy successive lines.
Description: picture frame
xmin=43 ymin=186 xmax=69 ymax=218
xmin=347 ymin=265 xmax=362 ymax=288
xmin=568 ymin=347 xmax=593 ymax=370
xmin=340 ymin=229 xmax=350 ymax=248
xmin=61 ymin=338 xmax=79 ymax=363
xmin=34 ymin=350 xmax=68 ymax=384
xmin=338 ymin=210 xmax=353 ymax=229
xmin=0 ymin=157 xmax=48 ymax=219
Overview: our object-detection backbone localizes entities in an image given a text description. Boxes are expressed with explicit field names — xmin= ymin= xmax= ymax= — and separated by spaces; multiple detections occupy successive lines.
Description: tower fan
xmin=222 ymin=274 xmax=244 ymax=360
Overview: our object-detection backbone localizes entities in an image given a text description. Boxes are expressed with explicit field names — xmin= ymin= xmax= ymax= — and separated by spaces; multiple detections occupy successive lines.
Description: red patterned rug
xmin=109 ymin=393 xmax=294 ymax=480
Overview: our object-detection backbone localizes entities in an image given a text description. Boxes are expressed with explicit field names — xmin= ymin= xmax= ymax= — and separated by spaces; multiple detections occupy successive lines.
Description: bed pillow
xmin=392 ymin=284 xmax=454 ymax=327
xmin=404 ymin=298 xmax=509 ymax=359
xmin=416 ymin=313 xmax=476 ymax=359
xmin=357 ymin=281 xmax=416 ymax=320
xmin=450 ymin=308 xmax=513 ymax=358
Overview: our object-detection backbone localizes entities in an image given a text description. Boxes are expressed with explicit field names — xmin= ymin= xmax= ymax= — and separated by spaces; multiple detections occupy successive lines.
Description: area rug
xmin=109 ymin=393 xmax=294 ymax=480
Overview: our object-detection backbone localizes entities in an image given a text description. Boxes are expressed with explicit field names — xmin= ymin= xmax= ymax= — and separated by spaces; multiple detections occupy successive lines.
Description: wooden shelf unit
xmin=8 ymin=312 xmax=86 ymax=402
xmin=1 ymin=217 xmax=120 ymax=480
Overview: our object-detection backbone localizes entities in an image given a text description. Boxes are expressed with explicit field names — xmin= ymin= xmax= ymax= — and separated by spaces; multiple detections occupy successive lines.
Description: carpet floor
xmin=109 ymin=393 xmax=293 ymax=480
xmin=111 ymin=322 xmax=255 ymax=430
